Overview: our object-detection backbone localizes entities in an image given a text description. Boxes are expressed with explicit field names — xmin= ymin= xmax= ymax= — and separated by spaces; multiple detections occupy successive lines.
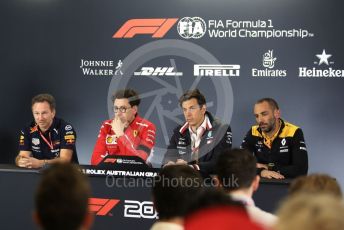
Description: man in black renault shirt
xmin=241 ymin=98 xmax=308 ymax=179
xmin=15 ymin=94 xmax=78 ymax=168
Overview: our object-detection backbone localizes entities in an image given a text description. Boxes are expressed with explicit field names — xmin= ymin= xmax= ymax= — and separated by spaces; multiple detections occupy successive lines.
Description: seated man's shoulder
xmin=102 ymin=119 xmax=112 ymax=126
xmin=135 ymin=116 xmax=156 ymax=129
xmin=96 ymin=119 xmax=113 ymax=133
xmin=280 ymin=121 xmax=301 ymax=137
xmin=211 ymin=117 xmax=222 ymax=126
xmin=55 ymin=118 xmax=76 ymax=133
xmin=283 ymin=121 xmax=300 ymax=130
xmin=250 ymin=125 xmax=262 ymax=137
xmin=25 ymin=121 xmax=39 ymax=134
xmin=175 ymin=122 xmax=189 ymax=135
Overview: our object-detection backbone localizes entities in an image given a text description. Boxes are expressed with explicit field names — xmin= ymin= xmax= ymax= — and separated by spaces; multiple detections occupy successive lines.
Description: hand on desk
xmin=17 ymin=156 xmax=42 ymax=169
xmin=260 ymin=169 xmax=285 ymax=179
xmin=163 ymin=159 xmax=188 ymax=167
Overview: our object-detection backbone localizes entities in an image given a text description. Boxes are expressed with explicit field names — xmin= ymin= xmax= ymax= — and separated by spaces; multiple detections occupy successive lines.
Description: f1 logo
xmin=89 ymin=198 xmax=120 ymax=216
xmin=113 ymin=18 xmax=178 ymax=38
xmin=103 ymin=158 xmax=117 ymax=163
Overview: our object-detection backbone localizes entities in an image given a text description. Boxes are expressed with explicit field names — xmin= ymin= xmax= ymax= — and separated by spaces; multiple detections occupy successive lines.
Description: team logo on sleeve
xmin=145 ymin=129 xmax=156 ymax=145
xmin=106 ymin=135 xmax=117 ymax=144
xmin=32 ymin=138 xmax=40 ymax=145
xmin=206 ymin=131 xmax=214 ymax=144
xmin=64 ymin=135 xmax=75 ymax=144
xmin=30 ymin=126 xmax=38 ymax=133
xmin=19 ymin=135 xmax=25 ymax=145
xmin=146 ymin=138 xmax=154 ymax=144
xmin=281 ymin=138 xmax=286 ymax=146
xmin=226 ymin=131 xmax=232 ymax=144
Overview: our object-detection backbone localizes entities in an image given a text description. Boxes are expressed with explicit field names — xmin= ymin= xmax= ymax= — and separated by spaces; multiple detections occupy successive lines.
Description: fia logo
xmin=177 ymin=17 xmax=206 ymax=39
xmin=262 ymin=50 xmax=277 ymax=69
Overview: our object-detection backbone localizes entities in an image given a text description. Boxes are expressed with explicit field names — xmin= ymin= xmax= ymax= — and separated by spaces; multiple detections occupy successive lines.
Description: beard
xmin=259 ymin=119 xmax=276 ymax=133
xmin=261 ymin=124 xmax=273 ymax=133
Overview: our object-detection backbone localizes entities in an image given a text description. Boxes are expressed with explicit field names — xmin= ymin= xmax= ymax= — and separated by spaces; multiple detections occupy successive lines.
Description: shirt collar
xmin=261 ymin=119 xmax=281 ymax=149
xmin=179 ymin=114 xmax=212 ymax=134
xmin=36 ymin=117 xmax=56 ymax=134
xmin=229 ymin=192 xmax=255 ymax=207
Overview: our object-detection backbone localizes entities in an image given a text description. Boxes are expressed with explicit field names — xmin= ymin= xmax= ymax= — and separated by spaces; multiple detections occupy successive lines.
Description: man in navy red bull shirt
xmin=15 ymin=93 xmax=78 ymax=168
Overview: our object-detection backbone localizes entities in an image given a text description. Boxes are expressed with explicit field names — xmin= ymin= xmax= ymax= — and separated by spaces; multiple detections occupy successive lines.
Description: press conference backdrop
xmin=1 ymin=0 xmax=343 ymax=189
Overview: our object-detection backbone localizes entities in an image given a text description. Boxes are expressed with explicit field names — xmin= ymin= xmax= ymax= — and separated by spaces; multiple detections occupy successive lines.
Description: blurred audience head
xmin=216 ymin=148 xmax=258 ymax=193
xmin=275 ymin=193 xmax=344 ymax=230
xmin=289 ymin=173 xmax=342 ymax=198
xmin=152 ymin=165 xmax=203 ymax=221
xmin=34 ymin=163 xmax=93 ymax=230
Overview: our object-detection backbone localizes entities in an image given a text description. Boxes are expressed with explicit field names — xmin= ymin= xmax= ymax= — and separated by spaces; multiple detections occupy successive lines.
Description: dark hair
xmin=216 ymin=148 xmax=257 ymax=192
xmin=256 ymin=98 xmax=279 ymax=110
xmin=289 ymin=174 xmax=342 ymax=198
xmin=152 ymin=165 xmax=203 ymax=220
xmin=32 ymin=94 xmax=56 ymax=111
xmin=35 ymin=163 xmax=91 ymax=230
xmin=112 ymin=88 xmax=140 ymax=107
xmin=179 ymin=89 xmax=206 ymax=107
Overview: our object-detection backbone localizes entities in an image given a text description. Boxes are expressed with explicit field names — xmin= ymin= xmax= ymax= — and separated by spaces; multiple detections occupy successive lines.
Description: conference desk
xmin=0 ymin=164 xmax=291 ymax=230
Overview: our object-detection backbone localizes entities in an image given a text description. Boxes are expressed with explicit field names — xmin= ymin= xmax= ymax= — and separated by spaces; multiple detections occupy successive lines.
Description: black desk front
xmin=0 ymin=164 xmax=290 ymax=230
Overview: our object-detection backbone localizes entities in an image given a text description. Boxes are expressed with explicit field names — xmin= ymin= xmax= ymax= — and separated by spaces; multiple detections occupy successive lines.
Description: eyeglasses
xmin=113 ymin=106 xmax=132 ymax=113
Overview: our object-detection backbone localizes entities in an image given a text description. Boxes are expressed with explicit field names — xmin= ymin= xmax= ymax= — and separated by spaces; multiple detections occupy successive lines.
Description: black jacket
xmin=163 ymin=112 xmax=232 ymax=176
xmin=241 ymin=119 xmax=308 ymax=178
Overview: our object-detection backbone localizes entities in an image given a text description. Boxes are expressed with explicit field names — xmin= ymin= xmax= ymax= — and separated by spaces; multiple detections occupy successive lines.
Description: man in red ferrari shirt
xmin=91 ymin=89 xmax=156 ymax=165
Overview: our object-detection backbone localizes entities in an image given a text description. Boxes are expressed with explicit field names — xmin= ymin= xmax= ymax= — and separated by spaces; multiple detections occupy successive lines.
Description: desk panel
xmin=0 ymin=165 xmax=289 ymax=229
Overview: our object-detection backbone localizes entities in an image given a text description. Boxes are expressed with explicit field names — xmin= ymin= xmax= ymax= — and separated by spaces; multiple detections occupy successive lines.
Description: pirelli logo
xmin=89 ymin=198 xmax=120 ymax=216
xmin=113 ymin=18 xmax=178 ymax=38
xmin=194 ymin=64 xmax=240 ymax=77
